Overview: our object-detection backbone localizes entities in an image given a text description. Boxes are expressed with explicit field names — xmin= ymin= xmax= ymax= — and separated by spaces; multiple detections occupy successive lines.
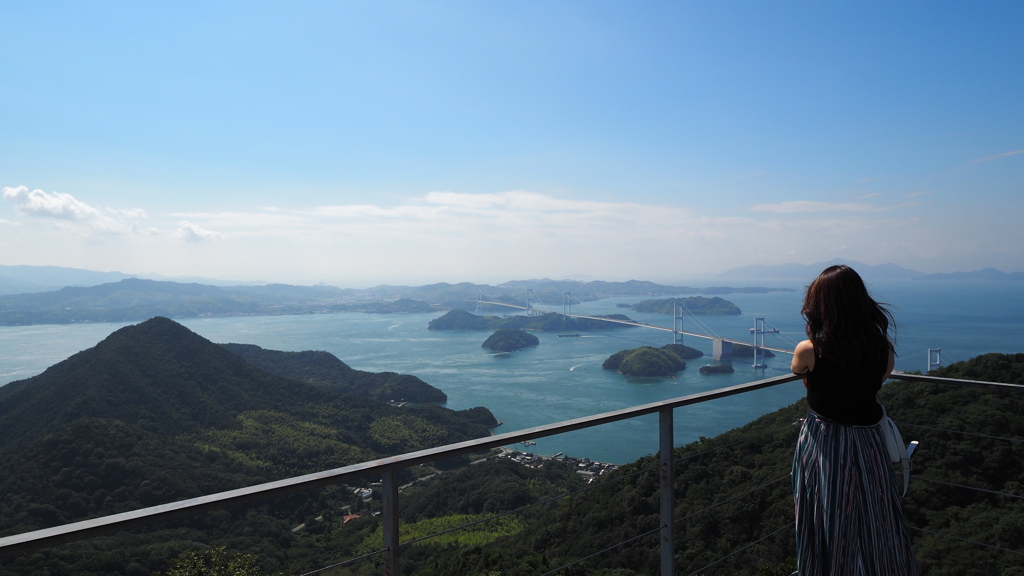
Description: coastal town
xmin=497 ymin=447 xmax=619 ymax=483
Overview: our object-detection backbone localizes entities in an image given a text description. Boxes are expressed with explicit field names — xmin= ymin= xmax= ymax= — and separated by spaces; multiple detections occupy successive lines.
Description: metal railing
xmin=1 ymin=370 xmax=1020 ymax=575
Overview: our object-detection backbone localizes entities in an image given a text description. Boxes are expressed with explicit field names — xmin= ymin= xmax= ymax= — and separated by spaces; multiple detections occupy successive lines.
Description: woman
xmin=791 ymin=265 xmax=918 ymax=575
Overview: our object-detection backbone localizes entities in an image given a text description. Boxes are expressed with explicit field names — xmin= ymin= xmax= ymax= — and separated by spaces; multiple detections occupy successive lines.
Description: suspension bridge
xmin=474 ymin=289 xmax=793 ymax=367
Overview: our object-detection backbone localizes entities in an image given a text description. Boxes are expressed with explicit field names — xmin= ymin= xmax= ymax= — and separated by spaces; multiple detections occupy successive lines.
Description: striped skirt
xmin=792 ymin=410 xmax=919 ymax=576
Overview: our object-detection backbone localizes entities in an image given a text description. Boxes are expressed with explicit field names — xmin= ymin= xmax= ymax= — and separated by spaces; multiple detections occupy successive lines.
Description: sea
xmin=2 ymin=279 xmax=1022 ymax=464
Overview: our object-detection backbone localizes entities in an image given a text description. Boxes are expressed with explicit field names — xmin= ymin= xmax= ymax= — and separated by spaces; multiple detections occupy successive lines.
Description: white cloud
xmin=749 ymin=200 xmax=914 ymax=214
xmin=971 ymin=149 xmax=1024 ymax=164
xmin=12 ymin=188 xmax=997 ymax=284
xmin=2 ymin=185 xmax=148 ymax=235
xmin=3 ymin=185 xmax=101 ymax=220
xmin=173 ymin=221 xmax=224 ymax=242
xmin=107 ymin=207 xmax=149 ymax=219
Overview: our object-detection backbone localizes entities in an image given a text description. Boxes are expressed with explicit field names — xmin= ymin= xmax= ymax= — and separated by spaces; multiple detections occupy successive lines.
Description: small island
xmin=602 ymin=344 xmax=702 ymax=377
xmin=730 ymin=343 xmax=776 ymax=359
xmin=699 ymin=364 xmax=735 ymax=375
xmin=630 ymin=296 xmax=741 ymax=316
xmin=482 ymin=329 xmax=540 ymax=352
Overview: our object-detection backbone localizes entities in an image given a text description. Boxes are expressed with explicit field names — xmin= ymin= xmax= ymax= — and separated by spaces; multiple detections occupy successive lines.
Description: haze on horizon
xmin=2 ymin=3 xmax=1022 ymax=287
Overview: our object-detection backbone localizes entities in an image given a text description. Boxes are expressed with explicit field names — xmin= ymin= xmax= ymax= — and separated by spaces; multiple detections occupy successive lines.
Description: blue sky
xmin=2 ymin=2 xmax=1022 ymax=286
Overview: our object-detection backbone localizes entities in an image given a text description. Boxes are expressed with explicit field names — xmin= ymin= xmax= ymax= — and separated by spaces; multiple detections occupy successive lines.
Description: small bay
xmin=1 ymin=279 xmax=1021 ymax=464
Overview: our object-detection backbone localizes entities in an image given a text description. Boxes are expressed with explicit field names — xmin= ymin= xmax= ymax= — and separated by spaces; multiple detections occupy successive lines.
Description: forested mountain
xmin=630 ymin=296 xmax=742 ymax=315
xmin=220 ymin=343 xmax=447 ymax=403
xmin=0 ymin=317 xmax=496 ymax=575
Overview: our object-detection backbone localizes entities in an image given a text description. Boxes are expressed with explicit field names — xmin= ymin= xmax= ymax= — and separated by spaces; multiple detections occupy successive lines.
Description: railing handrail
xmin=1 ymin=371 xmax=1020 ymax=562
xmin=889 ymin=370 xmax=1024 ymax=392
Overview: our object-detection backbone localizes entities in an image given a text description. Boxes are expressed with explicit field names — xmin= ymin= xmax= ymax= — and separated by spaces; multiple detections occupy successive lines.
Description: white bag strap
xmin=879 ymin=400 xmax=911 ymax=498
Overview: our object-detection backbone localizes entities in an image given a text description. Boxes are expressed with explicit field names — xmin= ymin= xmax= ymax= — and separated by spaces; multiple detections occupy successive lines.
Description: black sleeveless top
xmin=805 ymin=350 xmax=886 ymax=425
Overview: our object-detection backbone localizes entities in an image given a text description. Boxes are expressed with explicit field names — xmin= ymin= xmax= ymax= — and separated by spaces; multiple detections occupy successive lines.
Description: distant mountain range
xmin=0 ymin=264 xmax=256 ymax=295
xmin=1 ymin=261 xmax=1019 ymax=326
xmin=0 ymin=274 xmax=790 ymax=326
xmin=717 ymin=259 xmax=1024 ymax=281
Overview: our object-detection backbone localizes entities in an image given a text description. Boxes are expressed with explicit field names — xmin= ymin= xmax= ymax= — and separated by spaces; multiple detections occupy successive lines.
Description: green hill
xmin=603 ymin=346 xmax=687 ymax=376
xmin=631 ymin=296 xmax=742 ymax=315
xmin=0 ymin=317 xmax=495 ymax=576
xmin=481 ymin=329 xmax=540 ymax=352
xmin=602 ymin=344 xmax=702 ymax=377
xmin=220 ymin=343 xmax=447 ymax=403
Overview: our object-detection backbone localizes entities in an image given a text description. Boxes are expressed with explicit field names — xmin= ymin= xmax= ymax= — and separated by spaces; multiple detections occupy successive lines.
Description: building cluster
xmin=497 ymin=450 xmax=618 ymax=483
xmin=566 ymin=456 xmax=618 ymax=483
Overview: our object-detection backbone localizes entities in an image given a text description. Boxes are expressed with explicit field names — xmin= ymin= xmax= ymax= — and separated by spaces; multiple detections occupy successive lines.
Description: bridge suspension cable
xmin=475 ymin=290 xmax=793 ymax=357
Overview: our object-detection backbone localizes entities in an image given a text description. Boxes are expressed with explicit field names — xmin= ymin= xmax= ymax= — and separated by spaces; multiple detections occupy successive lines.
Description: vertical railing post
xmin=659 ymin=407 xmax=675 ymax=576
xmin=382 ymin=470 xmax=400 ymax=576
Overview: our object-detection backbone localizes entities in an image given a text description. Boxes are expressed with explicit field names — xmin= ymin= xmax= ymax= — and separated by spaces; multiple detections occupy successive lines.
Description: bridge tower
xmin=475 ymin=288 xmax=481 ymax=313
xmin=673 ymin=302 xmax=684 ymax=345
xmin=562 ymin=292 xmax=572 ymax=320
xmin=526 ymin=289 xmax=537 ymax=317
xmin=749 ymin=317 xmax=779 ymax=369
xmin=927 ymin=348 xmax=942 ymax=372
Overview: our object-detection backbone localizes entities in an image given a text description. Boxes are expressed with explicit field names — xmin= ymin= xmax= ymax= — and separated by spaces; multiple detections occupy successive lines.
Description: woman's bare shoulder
xmin=792 ymin=340 xmax=816 ymax=375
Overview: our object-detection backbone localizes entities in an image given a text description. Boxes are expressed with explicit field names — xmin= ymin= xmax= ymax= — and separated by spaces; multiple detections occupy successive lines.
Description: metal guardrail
xmin=1 ymin=371 xmax=1020 ymax=575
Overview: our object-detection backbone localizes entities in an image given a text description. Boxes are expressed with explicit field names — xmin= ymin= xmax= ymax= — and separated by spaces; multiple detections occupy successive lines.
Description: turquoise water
xmin=2 ymin=280 xmax=1022 ymax=463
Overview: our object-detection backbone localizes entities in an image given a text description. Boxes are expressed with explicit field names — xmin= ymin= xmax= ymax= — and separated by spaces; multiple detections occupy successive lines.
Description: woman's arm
xmin=792 ymin=340 xmax=815 ymax=375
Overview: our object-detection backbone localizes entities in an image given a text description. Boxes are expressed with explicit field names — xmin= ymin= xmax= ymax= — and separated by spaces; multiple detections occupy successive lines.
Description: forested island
xmin=630 ymin=296 xmax=741 ymax=315
xmin=602 ymin=344 xmax=704 ymax=377
xmin=481 ymin=329 xmax=540 ymax=352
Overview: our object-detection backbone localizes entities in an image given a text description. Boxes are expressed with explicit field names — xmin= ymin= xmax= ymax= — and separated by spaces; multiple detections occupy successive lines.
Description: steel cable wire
xmin=399 ymin=460 xmax=660 ymax=548
xmin=684 ymin=521 xmax=796 ymax=576
xmin=294 ymin=547 xmax=389 ymax=576
xmin=673 ymin=474 xmax=792 ymax=526
xmin=896 ymin=421 xmax=1024 ymax=444
xmin=532 ymin=471 xmax=793 ymax=575
xmin=678 ymin=303 xmax=721 ymax=339
xmin=297 ymin=413 xmax=800 ymax=575
xmin=671 ymin=421 xmax=801 ymax=467
xmin=911 ymin=475 xmax=1024 ymax=500
xmin=536 ymin=524 xmax=663 ymax=576
xmin=908 ymin=526 xmax=1024 ymax=557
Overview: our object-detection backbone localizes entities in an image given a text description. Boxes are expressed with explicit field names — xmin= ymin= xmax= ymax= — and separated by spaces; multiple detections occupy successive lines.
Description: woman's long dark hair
xmin=802 ymin=265 xmax=895 ymax=371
